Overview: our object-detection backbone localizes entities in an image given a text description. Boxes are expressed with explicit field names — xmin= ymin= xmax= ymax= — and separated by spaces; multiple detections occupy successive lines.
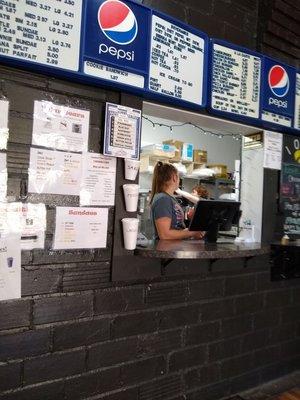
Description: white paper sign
xmin=28 ymin=148 xmax=82 ymax=195
xmin=32 ymin=101 xmax=90 ymax=152
xmin=104 ymin=103 xmax=141 ymax=160
xmin=211 ymin=44 xmax=261 ymax=118
xmin=149 ymin=15 xmax=205 ymax=105
xmin=0 ymin=100 xmax=9 ymax=150
xmin=0 ymin=153 xmax=7 ymax=201
xmin=0 ymin=234 xmax=21 ymax=301
xmin=53 ymin=207 xmax=108 ymax=249
xmin=0 ymin=1 xmax=82 ymax=71
xmin=80 ymin=153 xmax=116 ymax=206
xmin=263 ymin=131 xmax=283 ymax=170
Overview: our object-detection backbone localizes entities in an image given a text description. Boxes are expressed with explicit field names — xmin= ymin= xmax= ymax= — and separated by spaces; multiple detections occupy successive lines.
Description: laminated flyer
xmin=53 ymin=207 xmax=108 ymax=249
xmin=28 ymin=148 xmax=82 ymax=195
xmin=80 ymin=153 xmax=116 ymax=206
xmin=0 ymin=153 xmax=7 ymax=201
xmin=0 ymin=100 xmax=9 ymax=150
xmin=0 ymin=234 xmax=21 ymax=301
xmin=32 ymin=101 xmax=90 ymax=152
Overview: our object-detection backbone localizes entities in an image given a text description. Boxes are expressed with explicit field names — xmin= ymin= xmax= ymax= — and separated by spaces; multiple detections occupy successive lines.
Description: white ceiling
xmin=142 ymin=101 xmax=262 ymax=136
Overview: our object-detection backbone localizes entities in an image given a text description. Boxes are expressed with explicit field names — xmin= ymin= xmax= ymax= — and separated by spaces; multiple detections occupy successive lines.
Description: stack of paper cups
xmin=122 ymin=218 xmax=139 ymax=250
xmin=124 ymin=158 xmax=140 ymax=181
xmin=123 ymin=184 xmax=139 ymax=212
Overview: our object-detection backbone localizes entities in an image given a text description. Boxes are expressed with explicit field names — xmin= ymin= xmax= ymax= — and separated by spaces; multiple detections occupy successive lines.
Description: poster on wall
xmin=0 ymin=100 xmax=9 ymax=150
xmin=53 ymin=207 xmax=108 ymax=249
xmin=16 ymin=203 xmax=46 ymax=250
xmin=210 ymin=41 xmax=261 ymax=120
xmin=32 ymin=101 xmax=90 ymax=152
xmin=263 ymin=131 xmax=282 ymax=170
xmin=103 ymin=103 xmax=141 ymax=159
xmin=280 ymin=163 xmax=300 ymax=236
xmin=28 ymin=148 xmax=82 ymax=195
xmin=0 ymin=0 xmax=83 ymax=71
xmin=261 ymin=57 xmax=296 ymax=128
xmin=80 ymin=153 xmax=116 ymax=206
xmin=149 ymin=13 xmax=207 ymax=106
xmin=294 ymin=73 xmax=300 ymax=131
xmin=83 ymin=0 xmax=150 ymax=89
xmin=0 ymin=234 xmax=21 ymax=301
xmin=0 ymin=153 xmax=7 ymax=201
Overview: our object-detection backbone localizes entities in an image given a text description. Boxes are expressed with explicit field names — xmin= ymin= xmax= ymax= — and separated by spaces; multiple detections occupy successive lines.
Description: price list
xmin=0 ymin=0 xmax=82 ymax=71
xmin=294 ymin=73 xmax=300 ymax=130
xmin=149 ymin=14 xmax=205 ymax=105
xmin=211 ymin=44 xmax=261 ymax=118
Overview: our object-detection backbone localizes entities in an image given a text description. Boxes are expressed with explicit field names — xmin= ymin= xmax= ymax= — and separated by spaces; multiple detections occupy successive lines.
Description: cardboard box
xmin=182 ymin=143 xmax=194 ymax=162
xmin=163 ymin=140 xmax=183 ymax=161
xmin=207 ymin=164 xmax=227 ymax=178
xmin=194 ymin=149 xmax=207 ymax=163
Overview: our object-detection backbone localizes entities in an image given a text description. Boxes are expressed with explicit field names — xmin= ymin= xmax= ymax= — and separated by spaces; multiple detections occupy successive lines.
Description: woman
xmin=150 ymin=162 xmax=205 ymax=240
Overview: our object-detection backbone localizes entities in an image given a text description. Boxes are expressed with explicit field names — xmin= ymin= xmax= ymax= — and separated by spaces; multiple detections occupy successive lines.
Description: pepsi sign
xmin=83 ymin=0 xmax=150 ymax=83
xmin=262 ymin=57 xmax=296 ymax=126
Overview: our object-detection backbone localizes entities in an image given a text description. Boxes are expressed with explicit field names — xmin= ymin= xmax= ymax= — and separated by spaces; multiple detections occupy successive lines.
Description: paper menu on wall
xmin=0 ymin=100 xmax=9 ymax=150
xmin=53 ymin=207 xmax=108 ymax=249
xmin=80 ymin=153 xmax=116 ymax=206
xmin=28 ymin=148 xmax=82 ymax=195
xmin=0 ymin=234 xmax=21 ymax=301
xmin=263 ymin=131 xmax=283 ymax=170
xmin=0 ymin=153 xmax=7 ymax=201
xmin=32 ymin=101 xmax=90 ymax=152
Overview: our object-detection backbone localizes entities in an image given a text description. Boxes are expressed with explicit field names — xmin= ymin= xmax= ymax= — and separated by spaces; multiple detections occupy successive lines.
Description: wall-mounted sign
xmin=83 ymin=0 xmax=150 ymax=89
xmin=32 ymin=101 xmax=90 ymax=152
xmin=263 ymin=131 xmax=282 ymax=170
xmin=210 ymin=41 xmax=261 ymax=121
xmin=0 ymin=234 xmax=21 ymax=301
xmin=0 ymin=100 xmax=9 ymax=150
xmin=282 ymin=134 xmax=300 ymax=165
xmin=103 ymin=103 xmax=141 ymax=159
xmin=294 ymin=73 xmax=300 ymax=131
xmin=149 ymin=13 xmax=207 ymax=106
xmin=0 ymin=0 xmax=83 ymax=71
xmin=261 ymin=57 xmax=296 ymax=128
xmin=280 ymin=163 xmax=300 ymax=236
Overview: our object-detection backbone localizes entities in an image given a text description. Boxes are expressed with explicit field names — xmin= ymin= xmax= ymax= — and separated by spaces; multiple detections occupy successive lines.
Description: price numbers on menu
xmin=0 ymin=0 xmax=82 ymax=71
xmin=211 ymin=44 xmax=261 ymax=119
xmin=294 ymin=73 xmax=300 ymax=130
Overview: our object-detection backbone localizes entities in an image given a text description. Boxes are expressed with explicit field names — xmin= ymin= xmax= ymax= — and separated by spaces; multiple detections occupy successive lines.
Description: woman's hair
xmin=150 ymin=161 xmax=178 ymax=203
xmin=192 ymin=184 xmax=209 ymax=199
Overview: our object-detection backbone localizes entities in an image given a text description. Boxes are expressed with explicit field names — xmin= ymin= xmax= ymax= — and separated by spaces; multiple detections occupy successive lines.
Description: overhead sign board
xmin=261 ymin=57 xmax=296 ymax=128
xmin=209 ymin=40 xmax=262 ymax=123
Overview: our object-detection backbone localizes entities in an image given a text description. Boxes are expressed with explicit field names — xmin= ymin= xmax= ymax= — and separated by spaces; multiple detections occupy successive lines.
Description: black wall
xmin=0 ymin=0 xmax=299 ymax=399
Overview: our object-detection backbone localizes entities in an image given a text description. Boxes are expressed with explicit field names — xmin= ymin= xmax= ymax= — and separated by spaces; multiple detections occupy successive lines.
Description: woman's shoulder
xmin=152 ymin=192 xmax=173 ymax=206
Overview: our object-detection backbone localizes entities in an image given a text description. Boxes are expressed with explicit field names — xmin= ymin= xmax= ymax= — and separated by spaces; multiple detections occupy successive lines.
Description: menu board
xmin=0 ymin=0 xmax=83 ymax=71
xmin=295 ymin=73 xmax=300 ymax=131
xmin=149 ymin=14 xmax=206 ymax=105
xmin=280 ymin=163 xmax=300 ymax=236
xmin=211 ymin=43 xmax=261 ymax=119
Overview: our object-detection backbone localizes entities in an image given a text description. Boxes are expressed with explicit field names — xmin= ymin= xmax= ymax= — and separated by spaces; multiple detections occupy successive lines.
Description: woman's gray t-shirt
xmin=151 ymin=193 xmax=185 ymax=239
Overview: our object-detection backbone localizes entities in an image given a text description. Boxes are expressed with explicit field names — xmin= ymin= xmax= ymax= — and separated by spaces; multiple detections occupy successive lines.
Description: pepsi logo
xmin=268 ymin=65 xmax=289 ymax=98
xmin=98 ymin=0 xmax=138 ymax=45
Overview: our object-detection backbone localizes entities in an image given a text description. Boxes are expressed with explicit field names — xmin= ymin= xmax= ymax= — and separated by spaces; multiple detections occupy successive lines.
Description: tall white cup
xmin=122 ymin=218 xmax=139 ymax=250
xmin=124 ymin=158 xmax=140 ymax=181
xmin=123 ymin=184 xmax=139 ymax=212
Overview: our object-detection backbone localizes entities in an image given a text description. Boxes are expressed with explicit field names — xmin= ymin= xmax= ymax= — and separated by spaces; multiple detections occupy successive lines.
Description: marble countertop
xmin=135 ymin=240 xmax=270 ymax=259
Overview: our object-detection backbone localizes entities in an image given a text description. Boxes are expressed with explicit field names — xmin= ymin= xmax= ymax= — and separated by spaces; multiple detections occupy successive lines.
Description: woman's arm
xmin=155 ymin=217 xmax=204 ymax=240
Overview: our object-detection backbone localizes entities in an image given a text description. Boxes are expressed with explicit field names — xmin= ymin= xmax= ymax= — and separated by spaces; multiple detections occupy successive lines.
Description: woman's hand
xmin=189 ymin=230 xmax=205 ymax=239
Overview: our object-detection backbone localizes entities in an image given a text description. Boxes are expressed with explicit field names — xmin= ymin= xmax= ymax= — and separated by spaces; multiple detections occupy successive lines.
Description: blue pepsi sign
xmin=83 ymin=0 xmax=150 ymax=86
xmin=261 ymin=57 xmax=296 ymax=128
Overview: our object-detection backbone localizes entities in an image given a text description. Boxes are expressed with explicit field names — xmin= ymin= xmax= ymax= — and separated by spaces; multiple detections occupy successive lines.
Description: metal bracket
xmin=160 ymin=258 xmax=174 ymax=275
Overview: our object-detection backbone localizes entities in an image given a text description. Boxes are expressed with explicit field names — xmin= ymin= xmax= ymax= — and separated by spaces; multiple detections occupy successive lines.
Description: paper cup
xmin=123 ymin=184 xmax=139 ymax=212
xmin=122 ymin=218 xmax=139 ymax=250
xmin=124 ymin=158 xmax=140 ymax=181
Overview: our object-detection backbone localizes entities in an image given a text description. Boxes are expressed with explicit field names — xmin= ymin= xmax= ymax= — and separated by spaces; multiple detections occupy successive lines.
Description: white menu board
xmin=80 ymin=153 xmax=116 ymax=206
xmin=0 ymin=0 xmax=82 ymax=71
xmin=28 ymin=148 xmax=82 ymax=195
xmin=294 ymin=73 xmax=300 ymax=130
xmin=149 ymin=15 xmax=205 ymax=105
xmin=211 ymin=44 xmax=261 ymax=118
xmin=32 ymin=101 xmax=90 ymax=152
xmin=53 ymin=207 xmax=108 ymax=249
